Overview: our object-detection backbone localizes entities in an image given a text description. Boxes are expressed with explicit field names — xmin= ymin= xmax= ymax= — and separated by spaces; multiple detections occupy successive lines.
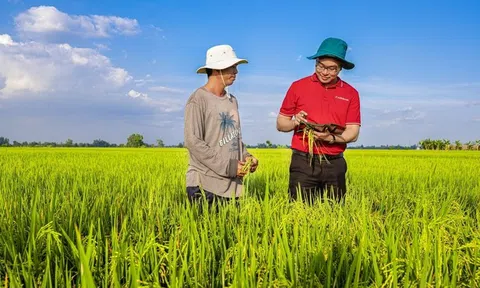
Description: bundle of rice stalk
xmin=241 ymin=157 xmax=254 ymax=176
xmin=297 ymin=120 xmax=346 ymax=166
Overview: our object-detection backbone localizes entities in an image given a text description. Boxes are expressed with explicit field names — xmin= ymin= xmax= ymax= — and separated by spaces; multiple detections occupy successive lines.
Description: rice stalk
xmin=301 ymin=126 xmax=317 ymax=166
xmin=0 ymin=147 xmax=479 ymax=287
xmin=242 ymin=157 xmax=253 ymax=173
xmin=298 ymin=120 xmax=349 ymax=166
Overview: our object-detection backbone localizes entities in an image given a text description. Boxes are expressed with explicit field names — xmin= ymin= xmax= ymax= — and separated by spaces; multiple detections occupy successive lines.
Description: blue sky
xmin=0 ymin=0 xmax=479 ymax=146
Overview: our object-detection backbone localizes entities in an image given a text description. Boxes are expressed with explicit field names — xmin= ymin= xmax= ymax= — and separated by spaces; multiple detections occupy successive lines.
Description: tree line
xmin=0 ymin=134 xmax=183 ymax=148
xmin=418 ymin=138 xmax=480 ymax=150
xmin=1 ymin=135 xmax=479 ymax=150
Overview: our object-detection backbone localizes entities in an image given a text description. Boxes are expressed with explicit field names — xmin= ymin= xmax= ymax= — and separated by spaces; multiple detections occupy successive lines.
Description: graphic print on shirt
xmin=218 ymin=109 xmax=240 ymax=152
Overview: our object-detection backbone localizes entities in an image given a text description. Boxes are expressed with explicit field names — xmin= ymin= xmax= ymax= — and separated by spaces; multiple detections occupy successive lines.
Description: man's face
xmin=315 ymin=58 xmax=341 ymax=84
xmin=216 ymin=64 xmax=238 ymax=86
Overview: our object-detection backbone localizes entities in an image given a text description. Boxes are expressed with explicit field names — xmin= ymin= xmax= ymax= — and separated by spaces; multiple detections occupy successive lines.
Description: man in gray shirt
xmin=184 ymin=44 xmax=258 ymax=206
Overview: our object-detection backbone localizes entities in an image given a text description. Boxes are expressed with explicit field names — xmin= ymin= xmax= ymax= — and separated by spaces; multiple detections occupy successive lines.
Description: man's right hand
xmin=277 ymin=110 xmax=308 ymax=132
xmin=236 ymin=161 xmax=248 ymax=178
xmin=293 ymin=110 xmax=308 ymax=126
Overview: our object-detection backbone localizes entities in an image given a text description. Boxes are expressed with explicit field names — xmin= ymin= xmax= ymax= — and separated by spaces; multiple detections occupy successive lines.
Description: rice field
xmin=0 ymin=147 xmax=479 ymax=287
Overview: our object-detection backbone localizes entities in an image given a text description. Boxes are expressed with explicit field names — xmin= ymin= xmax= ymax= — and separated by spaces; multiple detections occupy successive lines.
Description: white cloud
xmin=134 ymin=79 xmax=153 ymax=87
xmin=127 ymin=89 xmax=183 ymax=112
xmin=148 ymin=86 xmax=185 ymax=94
xmin=148 ymin=24 xmax=163 ymax=33
xmin=127 ymin=89 xmax=147 ymax=99
xmin=14 ymin=6 xmax=140 ymax=38
xmin=144 ymin=98 xmax=184 ymax=113
xmin=0 ymin=75 xmax=5 ymax=90
xmin=369 ymin=107 xmax=426 ymax=128
xmin=0 ymin=34 xmax=16 ymax=46
xmin=268 ymin=111 xmax=277 ymax=118
xmin=361 ymin=97 xmax=479 ymax=118
xmin=0 ymin=34 xmax=132 ymax=97
xmin=346 ymin=76 xmax=480 ymax=98
xmin=469 ymin=101 xmax=480 ymax=106
xmin=94 ymin=43 xmax=110 ymax=51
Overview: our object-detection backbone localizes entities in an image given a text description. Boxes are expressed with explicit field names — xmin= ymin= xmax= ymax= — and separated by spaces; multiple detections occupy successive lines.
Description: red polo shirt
xmin=279 ymin=73 xmax=361 ymax=155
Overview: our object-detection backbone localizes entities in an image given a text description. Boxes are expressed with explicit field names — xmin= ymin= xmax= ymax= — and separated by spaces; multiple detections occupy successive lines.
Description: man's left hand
xmin=312 ymin=131 xmax=331 ymax=141
xmin=246 ymin=156 xmax=259 ymax=173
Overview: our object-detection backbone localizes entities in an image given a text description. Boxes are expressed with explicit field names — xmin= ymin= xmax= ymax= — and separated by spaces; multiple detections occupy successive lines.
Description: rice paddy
xmin=0 ymin=147 xmax=479 ymax=287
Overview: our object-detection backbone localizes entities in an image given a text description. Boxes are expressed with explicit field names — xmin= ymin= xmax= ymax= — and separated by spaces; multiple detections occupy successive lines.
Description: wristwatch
xmin=329 ymin=134 xmax=336 ymax=144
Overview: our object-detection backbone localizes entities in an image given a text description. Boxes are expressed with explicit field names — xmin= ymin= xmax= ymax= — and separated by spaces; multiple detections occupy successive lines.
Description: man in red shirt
xmin=276 ymin=37 xmax=361 ymax=203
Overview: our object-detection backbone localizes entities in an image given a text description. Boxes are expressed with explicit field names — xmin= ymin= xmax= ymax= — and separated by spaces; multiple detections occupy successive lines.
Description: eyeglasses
xmin=315 ymin=62 xmax=340 ymax=73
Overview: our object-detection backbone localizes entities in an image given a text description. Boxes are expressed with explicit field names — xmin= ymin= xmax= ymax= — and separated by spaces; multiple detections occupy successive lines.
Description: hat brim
xmin=196 ymin=58 xmax=248 ymax=74
xmin=307 ymin=53 xmax=354 ymax=70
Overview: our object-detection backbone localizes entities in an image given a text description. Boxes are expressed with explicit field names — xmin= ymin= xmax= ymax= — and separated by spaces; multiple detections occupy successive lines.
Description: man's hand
xmin=276 ymin=110 xmax=308 ymax=132
xmin=312 ymin=124 xmax=360 ymax=144
xmin=293 ymin=110 xmax=308 ymax=126
xmin=245 ymin=156 xmax=259 ymax=173
xmin=313 ymin=131 xmax=331 ymax=141
xmin=236 ymin=161 xmax=248 ymax=178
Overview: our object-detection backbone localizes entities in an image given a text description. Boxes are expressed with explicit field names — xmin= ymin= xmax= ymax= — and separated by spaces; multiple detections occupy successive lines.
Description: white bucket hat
xmin=196 ymin=44 xmax=248 ymax=74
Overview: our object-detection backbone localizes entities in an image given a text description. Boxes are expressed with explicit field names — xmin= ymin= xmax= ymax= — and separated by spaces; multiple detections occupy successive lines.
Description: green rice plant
xmin=0 ymin=147 xmax=479 ymax=287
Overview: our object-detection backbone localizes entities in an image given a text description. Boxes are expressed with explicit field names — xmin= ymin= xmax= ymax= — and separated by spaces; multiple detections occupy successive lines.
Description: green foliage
xmin=0 ymin=136 xmax=9 ymax=146
xmin=0 ymin=148 xmax=479 ymax=286
xmin=126 ymin=133 xmax=145 ymax=147
xmin=419 ymin=138 xmax=480 ymax=150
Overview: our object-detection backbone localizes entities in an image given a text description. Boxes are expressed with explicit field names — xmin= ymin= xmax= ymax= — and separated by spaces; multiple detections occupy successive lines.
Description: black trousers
xmin=288 ymin=149 xmax=347 ymax=203
xmin=186 ymin=186 xmax=237 ymax=208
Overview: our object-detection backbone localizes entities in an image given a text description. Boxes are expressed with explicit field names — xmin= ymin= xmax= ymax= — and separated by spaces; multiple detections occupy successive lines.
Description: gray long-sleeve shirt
xmin=184 ymin=87 xmax=251 ymax=198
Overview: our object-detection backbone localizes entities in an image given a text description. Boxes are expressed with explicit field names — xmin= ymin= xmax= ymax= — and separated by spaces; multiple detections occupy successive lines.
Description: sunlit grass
xmin=0 ymin=147 xmax=479 ymax=287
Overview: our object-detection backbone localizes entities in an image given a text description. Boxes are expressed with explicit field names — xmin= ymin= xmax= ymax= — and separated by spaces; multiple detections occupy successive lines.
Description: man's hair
xmin=206 ymin=68 xmax=213 ymax=77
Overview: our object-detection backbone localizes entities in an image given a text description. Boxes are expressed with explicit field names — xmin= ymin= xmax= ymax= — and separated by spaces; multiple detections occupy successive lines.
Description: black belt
xmin=292 ymin=149 xmax=343 ymax=160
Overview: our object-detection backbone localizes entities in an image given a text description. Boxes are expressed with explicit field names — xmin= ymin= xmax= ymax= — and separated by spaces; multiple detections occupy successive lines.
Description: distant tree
xmin=418 ymin=139 xmax=427 ymax=150
xmin=65 ymin=138 xmax=73 ymax=147
xmin=0 ymin=137 xmax=10 ymax=146
xmin=177 ymin=142 xmax=184 ymax=148
xmin=455 ymin=140 xmax=462 ymax=150
xmin=156 ymin=139 xmax=165 ymax=147
xmin=266 ymin=140 xmax=272 ymax=148
xmin=127 ymin=133 xmax=145 ymax=147
xmin=443 ymin=139 xmax=451 ymax=150
xmin=418 ymin=138 xmax=480 ymax=151
xmin=466 ymin=141 xmax=474 ymax=150
xmin=92 ymin=139 xmax=111 ymax=147
xmin=432 ymin=139 xmax=443 ymax=150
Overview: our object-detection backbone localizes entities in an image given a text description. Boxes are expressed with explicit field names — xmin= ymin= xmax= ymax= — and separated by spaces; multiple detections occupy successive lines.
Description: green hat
xmin=306 ymin=37 xmax=354 ymax=70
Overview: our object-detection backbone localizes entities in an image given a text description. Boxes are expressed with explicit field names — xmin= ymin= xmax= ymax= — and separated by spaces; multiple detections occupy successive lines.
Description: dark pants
xmin=288 ymin=149 xmax=347 ymax=204
xmin=186 ymin=186 xmax=237 ymax=209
